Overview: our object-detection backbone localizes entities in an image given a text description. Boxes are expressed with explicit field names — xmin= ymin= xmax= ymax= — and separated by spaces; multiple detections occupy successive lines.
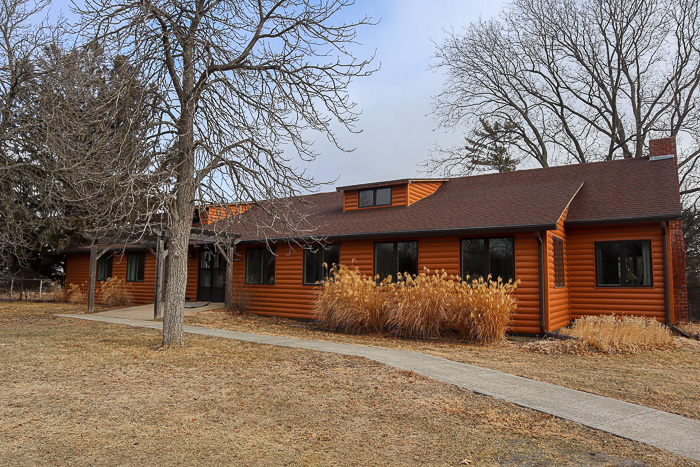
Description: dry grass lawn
xmin=1 ymin=302 xmax=696 ymax=465
xmin=184 ymin=309 xmax=700 ymax=421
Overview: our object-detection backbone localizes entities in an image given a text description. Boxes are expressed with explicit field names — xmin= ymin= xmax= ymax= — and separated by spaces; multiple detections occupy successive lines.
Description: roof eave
xmin=565 ymin=213 xmax=682 ymax=227
xmin=237 ymin=223 xmax=558 ymax=244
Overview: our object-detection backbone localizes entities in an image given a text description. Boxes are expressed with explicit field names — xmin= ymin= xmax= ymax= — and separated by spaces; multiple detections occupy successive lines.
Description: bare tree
xmin=76 ymin=0 xmax=374 ymax=346
xmin=431 ymin=0 xmax=700 ymax=200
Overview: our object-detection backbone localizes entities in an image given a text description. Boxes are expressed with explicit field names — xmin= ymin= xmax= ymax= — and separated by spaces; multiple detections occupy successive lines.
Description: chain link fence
xmin=0 ymin=277 xmax=62 ymax=301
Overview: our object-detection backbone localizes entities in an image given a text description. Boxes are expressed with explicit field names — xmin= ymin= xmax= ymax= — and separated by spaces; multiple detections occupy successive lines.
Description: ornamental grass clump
xmin=314 ymin=266 xmax=519 ymax=343
xmin=313 ymin=265 xmax=386 ymax=334
xmin=66 ymin=283 xmax=87 ymax=305
xmin=385 ymin=270 xmax=455 ymax=339
xmin=100 ymin=277 xmax=133 ymax=308
xmin=447 ymin=275 xmax=519 ymax=344
xmin=565 ymin=315 xmax=674 ymax=353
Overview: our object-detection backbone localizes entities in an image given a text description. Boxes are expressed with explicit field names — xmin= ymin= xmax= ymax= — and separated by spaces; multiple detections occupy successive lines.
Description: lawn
xmin=184 ymin=308 xmax=700 ymax=421
xmin=1 ymin=302 xmax=695 ymax=465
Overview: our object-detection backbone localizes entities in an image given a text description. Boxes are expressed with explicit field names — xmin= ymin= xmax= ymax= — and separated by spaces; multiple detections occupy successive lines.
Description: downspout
xmin=661 ymin=222 xmax=692 ymax=338
xmin=536 ymin=232 xmax=546 ymax=336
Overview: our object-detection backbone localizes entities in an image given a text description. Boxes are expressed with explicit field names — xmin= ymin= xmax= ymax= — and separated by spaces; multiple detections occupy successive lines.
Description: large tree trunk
xmin=162 ymin=90 xmax=196 ymax=346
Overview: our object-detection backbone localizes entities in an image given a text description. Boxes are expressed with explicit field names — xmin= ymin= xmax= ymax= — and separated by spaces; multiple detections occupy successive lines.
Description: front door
xmin=197 ymin=249 xmax=226 ymax=302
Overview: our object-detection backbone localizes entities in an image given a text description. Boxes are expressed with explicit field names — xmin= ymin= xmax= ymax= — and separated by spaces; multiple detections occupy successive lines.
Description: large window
xmin=553 ymin=236 xmax=565 ymax=287
xmin=374 ymin=241 xmax=418 ymax=282
xmin=461 ymin=237 xmax=515 ymax=282
xmin=96 ymin=255 xmax=113 ymax=281
xmin=126 ymin=253 xmax=145 ymax=282
xmin=358 ymin=187 xmax=392 ymax=208
xmin=595 ymin=240 xmax=652 ymax=287
xmin=303 ymin=245 xmax=340 ymax=285
xmin=246 ymin=247 xmax=276 ymax=285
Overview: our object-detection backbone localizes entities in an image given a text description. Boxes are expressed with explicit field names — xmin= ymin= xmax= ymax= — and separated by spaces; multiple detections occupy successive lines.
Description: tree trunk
xmin=162 ymin=84 xmax=196 ymax=346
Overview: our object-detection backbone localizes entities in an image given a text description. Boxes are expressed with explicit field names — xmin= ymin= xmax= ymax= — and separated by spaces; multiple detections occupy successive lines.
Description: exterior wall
xmin=235 ymin=232 xmax=542 ymax=334
xmin=232 ymin=245 xmax=317 ymax=320
xmin=546 ymin=209 xmax=571 ymax=332
xmin=407 ymin=181 xmax=444 ymax=205
xmin=567 ymin=223 xmax=666 ymax=321
xmin=64 ymin=247 xmax=200 ymax=306
xmin=343 ymin=184 xmax=408 ymax=211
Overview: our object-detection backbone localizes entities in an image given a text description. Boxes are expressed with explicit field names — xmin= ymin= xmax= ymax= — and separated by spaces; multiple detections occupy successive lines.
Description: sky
xmin=46 ymin=0 xmax=506 ymax=189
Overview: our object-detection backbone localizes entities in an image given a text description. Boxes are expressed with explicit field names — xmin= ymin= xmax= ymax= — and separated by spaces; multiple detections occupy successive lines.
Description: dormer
xmin=337 ymin=179 xmax=447 ymax=212
xmin=193 ymin=203 xmax=250 ymax=226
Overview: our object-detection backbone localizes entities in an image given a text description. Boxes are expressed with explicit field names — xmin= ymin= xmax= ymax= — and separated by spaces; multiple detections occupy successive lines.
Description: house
xmin=63 ymin=137 xmax=689 ymax=334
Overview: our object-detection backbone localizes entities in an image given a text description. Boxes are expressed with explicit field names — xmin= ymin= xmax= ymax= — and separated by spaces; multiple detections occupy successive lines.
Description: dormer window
xmin=358 ymin=187 xmax=392 ymax=208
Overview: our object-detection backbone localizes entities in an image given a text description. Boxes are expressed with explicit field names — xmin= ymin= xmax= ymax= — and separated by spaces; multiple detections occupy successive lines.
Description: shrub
xmin=385 ymin=270 xmax=454 ymax=339
xmin=447 ymin=276 xmax=519 ymax=344
xmin=53 ymin=282 xmax=66 ymax=303
xmin=314 ymin=265 xmax=387 ymax=334
xmin=100 ymin=277 xmax=133 ymax=308
xmin=227 ymin=284 xmax=254 ymax=315
xmin=314 ymin=266 xmax=519 ymax=343
xmin=66 ymin=283 xmax=87 ymax=305
xmin=564 ymin=315 xmax=674 ymax=353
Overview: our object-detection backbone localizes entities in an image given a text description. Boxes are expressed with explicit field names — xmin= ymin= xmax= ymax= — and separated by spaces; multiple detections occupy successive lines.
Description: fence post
xmin=39 ymin=280 xmax=43 ymax=300
xmin=9 ymin=278 xmax=13 ymax=301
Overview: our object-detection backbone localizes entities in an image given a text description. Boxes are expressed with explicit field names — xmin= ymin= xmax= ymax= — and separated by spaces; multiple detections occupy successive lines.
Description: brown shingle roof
xmin=230 ymin=156 xmax=682 ymax=242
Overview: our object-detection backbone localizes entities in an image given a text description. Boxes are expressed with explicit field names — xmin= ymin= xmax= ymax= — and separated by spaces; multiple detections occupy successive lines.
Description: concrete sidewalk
xmin=60 ymin=313 xmax=700 ymax=461
xmin=92 ymin=302 xmax=223 ymax=321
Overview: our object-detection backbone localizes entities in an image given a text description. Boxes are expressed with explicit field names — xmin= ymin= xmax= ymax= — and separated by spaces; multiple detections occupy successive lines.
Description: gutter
xmin=238 ymin=223 xmax=559 ymax=245
xmin=661 ymin=221 xmax=692 ymax=338
xmin=536 ymin=231 xmax=546 ymax=336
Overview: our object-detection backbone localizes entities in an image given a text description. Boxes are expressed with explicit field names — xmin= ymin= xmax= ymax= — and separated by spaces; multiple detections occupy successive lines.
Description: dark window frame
xmin=460 ymin=237 xmax=516 ymax=283
xmin=245 ymin=247 xmax=276 ymax=285
xmin=358 ymin=187 xmax=393 ymax=208
xmin=594 ymin=240 xmax=653 ymax=288
xmin=96 ymin=254 xmax=113 ymax=282
xmin=373 ymin=241 xmax=419 ymax=283
xmin=553 ymin=236 xmax=565 ymax=288
xmin=126 ymin=252 xmax=146 ymax=282
xmin=302 ymin=245 xmax=341 ymax=286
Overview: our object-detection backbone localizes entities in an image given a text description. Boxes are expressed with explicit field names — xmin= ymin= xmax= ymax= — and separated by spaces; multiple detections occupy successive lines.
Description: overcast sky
xmin=47 ymin=0 xmax=506 ymax=189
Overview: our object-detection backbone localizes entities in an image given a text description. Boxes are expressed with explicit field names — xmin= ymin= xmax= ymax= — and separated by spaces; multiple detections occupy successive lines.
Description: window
xmin=303 ymin=245 xmax=340 ymax=285
xmin=96 ymin=255 xmax=113 ymax=281
xmin=126 ymin=253 xmax=145 ymax=282
xmin=595 ymin=240 xmax=652 ymax=287
xmin=358 ymin=187 xmax=392 ymax=208
xmin=461 ymin=237 xmax=515 ymax=282
xmin=374 ymin=241 xmax=418 ymax=283
xmin=246 ymin=247 xmax=276 ymax=284
xmin=553 ymin=236 xmax=564 ymax=287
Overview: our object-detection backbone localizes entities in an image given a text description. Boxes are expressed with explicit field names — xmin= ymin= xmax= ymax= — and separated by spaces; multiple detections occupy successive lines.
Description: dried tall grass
xmin=314 ymin=266 xmax=518 ymax=343
xmin=53 ymin=282 xmax=66 ymax=303
xmin=564 ymin=315 xmax=674 ymax=353
xmin=100 ymin=277 xmax=133 ymax=308
xmin=313 ymin=265 xmax=386 ymax=334
xmin=66 ymin=283 xmax=87 ymax=305
xmin=447 ymin=276 xmax=518 ymax=344
xmin=385 ymin=271 xmax=452 ymax=339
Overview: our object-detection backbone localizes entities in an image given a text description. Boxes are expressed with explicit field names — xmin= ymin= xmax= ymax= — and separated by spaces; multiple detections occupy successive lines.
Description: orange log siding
xmin=545 ymin=209 xmax=571 ymax=332
xmin=234 ymin=233 xmax=542 ymax=334
xmin=407 ymin=181 xmax=443 ymax=205
xmin=343 ymin=184 xmax=408 ymax=211
xmin=567 ymin=223 xmax=666 ymax=322
xmin=64 ymin=248 xmax=200 ymax=306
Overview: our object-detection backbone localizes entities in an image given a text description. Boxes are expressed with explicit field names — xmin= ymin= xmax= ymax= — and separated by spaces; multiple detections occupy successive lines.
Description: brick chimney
xmin=649 ymin=136 xmax=688 ymax=322
xmin=649 ymin=136 xmax=677 ymax=164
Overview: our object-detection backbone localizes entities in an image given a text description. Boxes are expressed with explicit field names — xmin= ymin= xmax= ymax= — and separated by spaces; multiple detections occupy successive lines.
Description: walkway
xmin=92 ymin=302 xmax=223 ymax=321
xmin=60 ymin=313 xmax=700 ymax=461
